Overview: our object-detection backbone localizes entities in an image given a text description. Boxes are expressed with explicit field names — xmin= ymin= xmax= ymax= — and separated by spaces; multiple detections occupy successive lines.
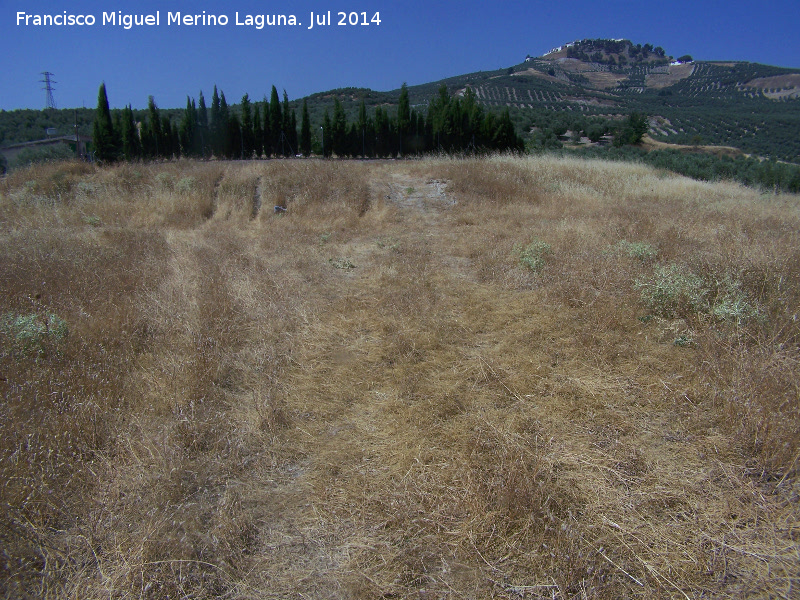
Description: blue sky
xmin=2 ymin=0 xmax=799 ymax=110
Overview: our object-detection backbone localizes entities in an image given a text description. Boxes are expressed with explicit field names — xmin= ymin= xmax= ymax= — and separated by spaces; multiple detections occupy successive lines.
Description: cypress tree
xmin=92 ymin=82 xmax=117 ymax=162
xmin=416 ymin=112 xmax=426 ymax=154
xmin=219 ymin=92 xmax=231 ymax=158
xmin=493 ymin=108 xmax=522 ymax=152
xmin=397 ymin=83 xmax=411 ymax=156
xmin=388 ymin=118 xmax=399 ymax=158
xmin=210 ymin=86 xmax=222 ymax=156
xmin=322 ymin=110 xmax=332 ymax=157
xmin=113 ymin=111 xmax=123 ymax=151
xmin=166 ymin=117 xmax=179 ymax=158
xmin=147 ymin=96 xmax=163 ymax=158
xmin=269 ymin=86 xmax=282 ymax=157
xmin=462 ymin=87 xmax=484 ymax=151
xmin=428 ymin=85 xmax=451 ymax=151
xmin=375 ymin=106 xmax=386 ymax=157
xmin=120 ymin=104 xmax=141 ymax=160
xmin=366 ymin=115 xmax=377 ymax=158
xmin=289 ymin=110 xmax=298 ymax=156
xmin=300 ymin=99 xmax=311 ymax=156
xmin=347 ymin=122 xmax=359 ymax=158
xmin=262 ymin=98 xmax=272 ymax=158
xmin=253 ymin=101 xmax=263 ymax=158
xmin=357 ymin=100 xmax=368 ymax=157
xmin=179 ymin=96 xmax=196 ymax=157
xmin=190 ymin=98 xmax=199 ymax=156
xmin=355 ymin=98 xmax=367 ymax=158
xmin=197 ymin=91 xmax=209 ymax=157
xmin=332 ymin=98 xmax=347 ymax=157
xmin=357 ymin=100 xmax=367 ymax=135
xmin=227 ymin=113 xmax=241 ymax=159
xmin=281 ymin=90 xmax=291 ymax=157
xmin=241 ymin=93 xmax=254 ymax=158
xmin=140 ymin=119 xmax=154 ymax=158
xmin=160 ymin=114 xmax=171 ymax=158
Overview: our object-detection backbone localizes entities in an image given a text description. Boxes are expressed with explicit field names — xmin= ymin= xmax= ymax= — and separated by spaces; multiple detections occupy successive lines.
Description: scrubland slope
xmin=1 ymin=156 xmax=798 ymax=598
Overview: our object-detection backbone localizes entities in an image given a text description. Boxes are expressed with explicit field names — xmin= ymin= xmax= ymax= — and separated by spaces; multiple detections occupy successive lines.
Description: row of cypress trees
xmin=93 ymin=82 xmax=299 ymax=162
xmin=92 ymin=82 xmax=524 ymax=163
xmin=319 ymin=84 xmax=522 ymax=158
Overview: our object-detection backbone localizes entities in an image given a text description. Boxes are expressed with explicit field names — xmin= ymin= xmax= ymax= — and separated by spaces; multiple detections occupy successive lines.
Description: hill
xmin=299 ymin=39 xmax=800 ymax=162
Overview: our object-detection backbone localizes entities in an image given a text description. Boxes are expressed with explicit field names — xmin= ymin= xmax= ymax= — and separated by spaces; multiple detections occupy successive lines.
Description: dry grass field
xmin=1 ymin=155 xmax=798 ymax=599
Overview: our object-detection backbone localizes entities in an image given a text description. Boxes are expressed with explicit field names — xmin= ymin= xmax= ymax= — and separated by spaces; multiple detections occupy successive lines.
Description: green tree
xmin=165 ymin=116 xmax=179 ymax=158
xmin=331 ymin=98 xmax=347 ymax=157
xmin=375 ymin=106 xmax=388 ymax=157
xmin=356 ymin=99 xmax=368 ymax=157
xmin=427 ymin=85 xmax=451 ymax=151
xmin=120 ymin=104 xmax=141 ymax=160
xmin=322 ymin=110 xmax=332 ymax=157
xmin=300 ymin=99 xmax=311 ymax=156
xmin=397 ymin=82 xmax=411 ymax=156
xmin=586 ymin=123 xmax=606 ymax=143
xmin=493 ymin=108 xmax=523 ymax=152
xmin=281 ymin=90 xmax=292 ymax=157
xmin=179 ymin=96 xmax=197 ymax=157
xmin=253 ymin=101 xmax=263 ymax=158
xmin=140 ymin=118 xmax=154 ymax=158
xmin=240 ymin=93 xmax=254 ymax=158
xmin=147 ymin=96 xmax=164 ymax=158
xmin=269 ymin=86 xmax=282 ymax=157
xmin=219 ymin=91 xmax=232 ymax=158
xmin=210 ymin=86 xmax=223 ymax=157
xmin=92 ymin=82 xmax=117 ymax=162
xmin=615 ymin=112 xmax=648 ymax=146
xmin=197 ymin=91 xmax=209 ymax=157
xmin=227 ymin=113 xmax=241 ymax=159
xmin=262 ymin=97 xmax=271 ymax=157
xmin=289 ymin=109 xmax=298 ymax=156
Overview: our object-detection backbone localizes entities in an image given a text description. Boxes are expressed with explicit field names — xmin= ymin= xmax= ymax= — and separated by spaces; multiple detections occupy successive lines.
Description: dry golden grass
xmin=1 ymin=156 xmax=798 ymax=599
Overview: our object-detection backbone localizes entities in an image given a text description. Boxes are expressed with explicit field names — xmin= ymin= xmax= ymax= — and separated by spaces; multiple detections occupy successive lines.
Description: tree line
xmin=92 ymin=82 xmax=524 ymax=163
xmin=565 ymin=39 xmax=668 ymax=67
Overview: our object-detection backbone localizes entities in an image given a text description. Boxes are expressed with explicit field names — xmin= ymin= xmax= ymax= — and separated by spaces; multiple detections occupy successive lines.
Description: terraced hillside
xmin=303 ymin=41 xmax=800 ymax=161
xmin=447 ymin=56 xmax=800 ymax=161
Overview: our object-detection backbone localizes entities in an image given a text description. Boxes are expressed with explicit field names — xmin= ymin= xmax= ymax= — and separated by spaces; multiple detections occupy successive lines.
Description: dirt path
xmin=382 ymin=173 xmax=453 ymax=212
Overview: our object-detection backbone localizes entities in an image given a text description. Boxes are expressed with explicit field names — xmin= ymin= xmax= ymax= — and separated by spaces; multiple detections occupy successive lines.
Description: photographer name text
xmin=16 ymin=10 xmax=381 ymax=30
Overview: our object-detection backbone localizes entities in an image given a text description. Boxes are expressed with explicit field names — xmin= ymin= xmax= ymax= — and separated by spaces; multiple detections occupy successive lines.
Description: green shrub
xmin=82 ymin=215 xmax=102 ymax=227
xmin=635 ymin=263 xmax=707 ymax=319
xmin=515 ymin=239 xmax=552 ymax=273
xmin=613 ymin=239 xmax=658 ymax=262
xmin=176 ymin=176 xmax=196 ymax=193
xmin=636 ymin=265 xmax=763 ymax=325
xmin=154 ymin=172 xmax=174 ymax=191
xmin=710 ymin=276 xmax=763 ymax=325
xmin=76 ymin=180 xmax=97 ymax=198
xmin=9 ymin=144 xmax=75 ymax=171
xmin=1 ymin=312 xmax=69 ymax=356
xmin=329 ymin=258 xmax=356 ymax=270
